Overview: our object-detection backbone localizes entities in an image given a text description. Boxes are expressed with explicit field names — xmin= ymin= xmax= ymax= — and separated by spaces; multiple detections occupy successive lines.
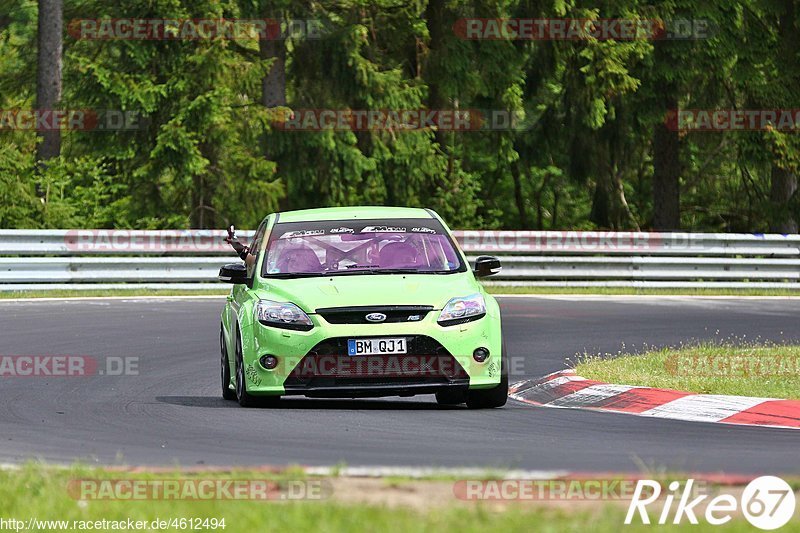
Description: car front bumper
xmin=239 ymin=310 xmax=503 ymax=397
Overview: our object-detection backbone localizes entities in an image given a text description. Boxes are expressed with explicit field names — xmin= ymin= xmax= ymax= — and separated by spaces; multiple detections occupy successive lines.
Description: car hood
xmin=255 ymin=272 xmax=480 ymax=312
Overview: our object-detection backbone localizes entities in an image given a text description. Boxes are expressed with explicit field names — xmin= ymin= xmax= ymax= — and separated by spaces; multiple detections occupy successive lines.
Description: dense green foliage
xmin=0 ymin=0 xmax=798 ymax=231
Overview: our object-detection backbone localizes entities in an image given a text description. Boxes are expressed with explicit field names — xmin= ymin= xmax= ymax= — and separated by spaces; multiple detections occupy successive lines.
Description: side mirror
xmin=219 ymin=263 xmax=248 ymax=284
xmin=474 ymin=256 xmax=502 ymax=278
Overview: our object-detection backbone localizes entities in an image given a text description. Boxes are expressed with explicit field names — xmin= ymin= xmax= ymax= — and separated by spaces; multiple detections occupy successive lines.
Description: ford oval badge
xmin=365 ymin=313 xmax=387 ymax=323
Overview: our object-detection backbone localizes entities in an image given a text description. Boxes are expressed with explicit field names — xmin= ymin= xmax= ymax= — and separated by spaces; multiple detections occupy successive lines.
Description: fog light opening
xmin=260 ymin=355 xmax=279 ymax=370
xmin=472 ymin=347 xmax=490 ymax=363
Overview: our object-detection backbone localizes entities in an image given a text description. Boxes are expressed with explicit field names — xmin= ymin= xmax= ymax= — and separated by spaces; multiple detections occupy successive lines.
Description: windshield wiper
xmin=327 ymin=266 xmax=421 ymax=275
xmin=372 ymin=268 xmax=422 ymax=274
xmin=265 ymin=272 xmax=327 ymax=279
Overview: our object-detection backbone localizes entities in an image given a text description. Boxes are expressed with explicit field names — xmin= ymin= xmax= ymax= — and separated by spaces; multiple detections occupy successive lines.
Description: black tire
xmin=234 ymin=333 xmax=281 ymax=408
xmin=466 ymin=345 xmax=508 ymax=409
xmin=220 ymin=327 xmax=237 ymax=401
xmin=435 ymin=389 xmax=468 ymax=405
xmin=234 ymin=334 xmax=261 ymax=407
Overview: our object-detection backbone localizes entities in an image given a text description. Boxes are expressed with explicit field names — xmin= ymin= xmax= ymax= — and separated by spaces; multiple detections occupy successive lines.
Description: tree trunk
xmin=652 ymin=118 xmax=680 ymax=229
xmin=511 ymin=162 xmax=529 ymax=228
xmin=36 ymin=0 xmax=63 ymax=168
xmin=769 ymin=0 xmax=798 ymax=233
xmin=590 ymin=176 xmax=611 ymax=228
xmin=612 ymin=170 xmax=640 ymax=230
xmin=260 ymin=40 xmax=286 ymax=110
xmin=769 ymin=166 xmax=798 ymax=233
xmin=259 ymin=8 xmax=287 ymax=208
xmin=191 ymin=173 xmax=204 ymax=228
xmin=552 ymin=188 xmax=559 ymax=228
xmin=424 ymin=0 xmax=447 ymax=149
xmin=651 ymin=41 xmax=681 ymax=230
xmin=192 ymin=140 xmax=220 ymax=229
xmin=260 ymin=29 xmax=287 ymax=159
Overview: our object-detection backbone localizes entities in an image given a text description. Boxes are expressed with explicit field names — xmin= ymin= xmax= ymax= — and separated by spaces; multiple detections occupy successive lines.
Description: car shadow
xmin=155 ymin=396 xmax=465 ymax=410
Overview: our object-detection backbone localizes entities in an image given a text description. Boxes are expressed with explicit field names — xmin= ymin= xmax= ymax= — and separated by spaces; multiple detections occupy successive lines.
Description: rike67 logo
xmin=626 ymin=476 xmax=796 ymax=530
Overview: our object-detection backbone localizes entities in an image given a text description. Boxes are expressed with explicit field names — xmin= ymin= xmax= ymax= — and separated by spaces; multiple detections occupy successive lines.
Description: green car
xmin=219 ymin=206 xmax=507 ymax=408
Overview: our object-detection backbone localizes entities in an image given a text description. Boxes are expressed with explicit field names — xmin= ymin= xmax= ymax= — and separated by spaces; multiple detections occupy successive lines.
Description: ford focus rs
xmin=218 ymin=206 xmax=506 ymax=408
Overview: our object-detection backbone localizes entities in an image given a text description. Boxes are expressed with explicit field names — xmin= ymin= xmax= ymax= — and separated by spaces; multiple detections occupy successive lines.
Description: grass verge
xmin=485 ymin=285 xmax=800 ymax=296
xmin=0 ymin=465 xmax=791 ymax=533
xmin=575 ymin=343 xmax=800 ymax=399
xmin=0 ymin=289 xmax=229 ymax=299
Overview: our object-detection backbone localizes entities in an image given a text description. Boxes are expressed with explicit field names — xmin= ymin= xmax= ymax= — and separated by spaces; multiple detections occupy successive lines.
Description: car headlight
xmin=256 ymin=299 xmax=313 ymax=331
xmin=438 ymin=293 xmax=486 ymax=326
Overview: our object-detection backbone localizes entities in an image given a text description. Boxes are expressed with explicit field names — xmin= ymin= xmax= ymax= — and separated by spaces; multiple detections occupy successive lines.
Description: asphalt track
xmin=0 ymin=296 xmax=798 ymax=473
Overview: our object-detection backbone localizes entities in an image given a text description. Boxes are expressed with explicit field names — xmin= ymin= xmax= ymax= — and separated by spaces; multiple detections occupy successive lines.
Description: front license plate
xmin=347 ymin=337 xmax=407 ymax=356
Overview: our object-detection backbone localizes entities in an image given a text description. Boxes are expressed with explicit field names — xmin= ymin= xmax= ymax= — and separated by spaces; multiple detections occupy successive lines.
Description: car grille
xmin=315 ymin=305 xmax=434 ymax=324
xmin=284 ymin=335 xmax=468 ymax=390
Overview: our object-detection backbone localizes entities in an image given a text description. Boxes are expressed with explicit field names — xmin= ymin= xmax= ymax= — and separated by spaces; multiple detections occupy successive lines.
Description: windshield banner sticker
xmin=361 ymin=226 xmax=407 ymax=233
xmin=280 ymin=230 xmax=326 ymax=239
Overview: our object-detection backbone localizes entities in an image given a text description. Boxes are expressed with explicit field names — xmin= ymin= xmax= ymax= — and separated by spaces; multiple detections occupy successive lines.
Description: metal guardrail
xmin=0 ymin=229 xmax=798 ymax=290
xmin=0 ymin=229 xmax=255 ymax=255
xmin=2 ymin=229 xmax=800 ymax=256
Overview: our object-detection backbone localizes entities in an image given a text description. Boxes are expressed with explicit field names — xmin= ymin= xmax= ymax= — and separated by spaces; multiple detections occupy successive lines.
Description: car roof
xmin=274 ymin=206 xmax=435 ymax=223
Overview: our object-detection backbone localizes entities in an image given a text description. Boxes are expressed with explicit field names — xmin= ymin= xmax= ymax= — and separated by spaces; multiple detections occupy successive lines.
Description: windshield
xmin=261 ymin=218 xmax=465 ymax=278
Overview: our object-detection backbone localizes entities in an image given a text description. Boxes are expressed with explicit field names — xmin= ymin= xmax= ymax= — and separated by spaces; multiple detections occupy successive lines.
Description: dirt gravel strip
xmin=509 ymin=370 xmax=800 ymax=429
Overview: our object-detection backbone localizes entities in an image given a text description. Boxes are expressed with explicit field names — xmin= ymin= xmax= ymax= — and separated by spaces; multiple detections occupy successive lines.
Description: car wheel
xmin=220 ymin=327 xmax=237 ymax=401
xmin=234 ymin=334 xmax=261 ymax=408
xmin=435 ymin=389 xmax=467 ymax=405
xmin=465 ymin=343 xmax=508 ymax=409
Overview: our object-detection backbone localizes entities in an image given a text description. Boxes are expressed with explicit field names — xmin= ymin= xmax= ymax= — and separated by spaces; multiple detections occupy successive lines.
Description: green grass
xmin=575 ymin=343 xmax=800 ymax=399
xmin=0 ymin=289 xmax=229 ymax=299
xmin=485 ymin=285 xmax=800 ymax=296
xmin=1 ymin=286 xmax=800 ymax=299
xmin=0 ymin=465 xmax=790 ymax=533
